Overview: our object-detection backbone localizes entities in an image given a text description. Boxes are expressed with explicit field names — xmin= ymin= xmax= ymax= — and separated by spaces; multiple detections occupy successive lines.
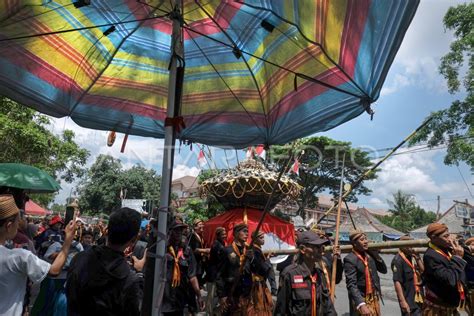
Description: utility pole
xmin=436 ymin=195 xmax=440 ymax=220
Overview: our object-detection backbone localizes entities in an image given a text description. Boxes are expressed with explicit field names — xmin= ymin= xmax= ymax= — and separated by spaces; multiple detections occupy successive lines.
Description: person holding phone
xmin=422 ymin=223 xmax=467 ymax=315
xmin=66 ymin=207 xmax=147 ymax=316
xmin=0 ymin=195 xmax=78 ymax=316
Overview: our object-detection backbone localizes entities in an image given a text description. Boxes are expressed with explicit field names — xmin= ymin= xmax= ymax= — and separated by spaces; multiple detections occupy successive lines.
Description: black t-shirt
xmin=391 ymin=253 xmax=419 ymax=310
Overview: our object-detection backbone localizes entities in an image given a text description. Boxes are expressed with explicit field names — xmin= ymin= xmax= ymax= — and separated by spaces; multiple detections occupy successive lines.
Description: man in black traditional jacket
xmin=206 ymin=227 xmax=227 ymax=315
xmin=422 ymin=222 xmax=466 ymax=316
xmin=162 ymin=220 xmax=204 ymax=315
xmin=343 ymin=228 xmax=387 ymax=316
xmin=391 ymin=235 xmax=424 ymax=316
xmin=245 ymin=230 xmax=273 ymax=315
xmin=216 ymin=223 xmax=249 ymax=315
xmin=188 ymin=218 xmax=208 ymax=286
xmin=274 ymin=230 xmax=340 ymax=315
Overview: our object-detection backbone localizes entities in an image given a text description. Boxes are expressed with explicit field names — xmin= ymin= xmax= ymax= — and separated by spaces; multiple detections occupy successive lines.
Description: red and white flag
xmin=255 ymin=145 xmax=266 ymax=159
xmin=291 ymin=158 xmax=300 ymax=175
xmin=198 ymin=149 xmax=207 ymax=167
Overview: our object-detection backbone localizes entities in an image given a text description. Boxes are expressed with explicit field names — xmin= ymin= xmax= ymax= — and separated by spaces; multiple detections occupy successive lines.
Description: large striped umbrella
xmin=0 ymin=1 xmax=419 ymax=314
xmin=0 ymin=0 xmax=418 ymax=148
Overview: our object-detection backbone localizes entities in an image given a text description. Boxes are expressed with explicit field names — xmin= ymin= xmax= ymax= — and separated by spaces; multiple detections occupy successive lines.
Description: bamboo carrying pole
xmin=330 ymin=153 xmax=345 ymax=301
xmin=262 ymin=238 xmax=430 ymax=255
xmin=263 ymin=247 xmax=427 ymax=255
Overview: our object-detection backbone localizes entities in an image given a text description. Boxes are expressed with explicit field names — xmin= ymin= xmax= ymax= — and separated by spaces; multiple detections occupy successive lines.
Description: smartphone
xmin=65 ymin=206 xmax=75 ymax=226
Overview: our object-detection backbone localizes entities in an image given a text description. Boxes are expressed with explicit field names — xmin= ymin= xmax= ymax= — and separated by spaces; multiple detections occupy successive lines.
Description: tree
xmin=178 ymin=198 xmax=209 ymax=225
xmin=379 ymin=190 xmax=437 ymax=233
xmin=196 ymin=169 xmax=225 ymax=215
xmin=120 ymin=166 xmax=161 ymax=202
xmin=0 ymin=98 xmax=89 ymax=205
xmin=50 ymin=203 xmax=66 ymax=213
xmin=271 ymin=137 xmax=378 ymax=219
xmin=409 ymin=3 xmax=473 ymax=170
xmin=78 ymin=155 xmax=162 ymax=214
xmin=79 ymin=155 xmax=123 ymax=214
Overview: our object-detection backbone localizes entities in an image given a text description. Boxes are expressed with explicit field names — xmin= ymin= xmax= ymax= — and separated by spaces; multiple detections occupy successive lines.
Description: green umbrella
xmin=0 ymin=163 xmax=61 ymax=193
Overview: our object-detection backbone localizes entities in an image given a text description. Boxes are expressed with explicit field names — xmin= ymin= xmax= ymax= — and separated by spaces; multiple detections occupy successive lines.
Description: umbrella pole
xmin=330 ymin=153 xmax=345 ymax=302
xmin=149 ymin=2 xmax=183 ymax=316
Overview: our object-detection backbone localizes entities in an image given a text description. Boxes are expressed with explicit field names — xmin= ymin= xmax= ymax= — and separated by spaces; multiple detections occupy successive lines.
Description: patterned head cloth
xmin=466 ymin=237 xmax=474 ymax=246
xmin=349 ymin=228 xmax=366 ymax=242
xmin=233 ymin=223 xmax=248 ymax=234
xmin=426 ymin=223 xmax=448 ymax=238
xmin=215 ymin=227 xmax=226 ymax=236
xmin=0 ymin=195 xmax=20 ymax=221
xmin=251 ymin=230 xmax=265 ymax=239
xmin=193 ymin=218 xmax=204 ymax=226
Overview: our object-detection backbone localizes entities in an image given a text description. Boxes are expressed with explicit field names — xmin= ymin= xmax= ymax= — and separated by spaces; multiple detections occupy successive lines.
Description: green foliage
xmin=177 ymin=197 xmax=224 ymax=225
xmin=271 ymin=137 xmax=378 ymax=219
xmin=409 ymin=3 xmax=473 ymax=170
xmin=0 ymin=98 xmax=89 ymax=205
xmin=197 ymin=169 xmax=225 ymax=215
xmin=197 ymin=169 xmax=221 ymax=183
xmin=378 ymin=190 xmax=437 ymax=233
xmin=121 ymin=166 xmax=161 ymax=201
xmin=78 ymin=154 xmax=161 ymax=214
xmin=50 ymin=203 xmax=66 ymax=213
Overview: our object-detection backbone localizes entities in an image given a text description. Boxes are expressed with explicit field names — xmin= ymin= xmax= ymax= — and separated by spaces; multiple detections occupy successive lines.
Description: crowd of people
xmin=1 ymin=191 xmax=474 ymax=316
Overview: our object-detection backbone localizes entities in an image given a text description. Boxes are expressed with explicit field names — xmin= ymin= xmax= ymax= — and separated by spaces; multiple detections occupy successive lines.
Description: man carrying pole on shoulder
xmin=274 ymin=230 xmax=339 ymax=315
xmin=216 ymin=223 xmax=249 ymax=315
xmin=422 ymin=223 xmax=466 ymax=316
xmin=344 ymin=228 xmax=387 ymax=316
xmin=392 ymin=235 xmax=424 ymax=316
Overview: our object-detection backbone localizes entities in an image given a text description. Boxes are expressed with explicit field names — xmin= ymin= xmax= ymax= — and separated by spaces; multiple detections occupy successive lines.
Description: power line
xmin=456 ymin=165 xmax=473 ymax=198
xmin=369 ymin=135 xmax=473 ymax=154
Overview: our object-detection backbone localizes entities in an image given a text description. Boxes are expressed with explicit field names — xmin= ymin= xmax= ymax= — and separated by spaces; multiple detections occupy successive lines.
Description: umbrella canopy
xmin=25 ymin=200 xmax=52 ymax=216
xmin=0 ymin=163 xmax=61 ymax=193
xmin=0 ymin=0 xmax=419 ymax=147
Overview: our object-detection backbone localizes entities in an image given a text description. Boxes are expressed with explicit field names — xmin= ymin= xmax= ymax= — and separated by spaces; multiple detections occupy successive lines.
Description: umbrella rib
xmin=0 ymin=14 xmax=168 ymax=43
xmin=224 ymin=5 xmax=353 ymax=98
xmin=236 ymin=1 xmax=370 ymax=100
xmin=0 ymin=3 xmax=74 ymax=28
xmin=183 ymin=25 xmax=362 ymax=99
xmin=183 ymin=28 xmax=268 ymax=141
xmin=67 ymin=9 xmax=167 ymax=117
xmin=193 ymin=0 xmax=270 ymax=140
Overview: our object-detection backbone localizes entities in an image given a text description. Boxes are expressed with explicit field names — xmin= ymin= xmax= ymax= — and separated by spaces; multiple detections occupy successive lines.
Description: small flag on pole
xmin=246 ymin=147 xmax=253 ymax=159
xmin=291 ymin=158 xmax=300 ymax=175
xmin=255 ymin=145 xmax=266 ymax=159
xmin=198 ymin=149 xmax=207 ymax=167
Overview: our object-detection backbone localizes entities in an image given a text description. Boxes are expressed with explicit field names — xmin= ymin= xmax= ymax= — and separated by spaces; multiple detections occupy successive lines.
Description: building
xmin=171 ymin=176 xmax=199 ymax=207
xmin=410 ymin=201 xmax=474 ymax=239
xmin=339 ymin=207 xmax=403 ymax=242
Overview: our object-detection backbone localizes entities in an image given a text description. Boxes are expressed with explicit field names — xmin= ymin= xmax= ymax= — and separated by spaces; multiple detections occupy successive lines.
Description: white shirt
xmin=0 ymin=245 xmax=51 ymax=316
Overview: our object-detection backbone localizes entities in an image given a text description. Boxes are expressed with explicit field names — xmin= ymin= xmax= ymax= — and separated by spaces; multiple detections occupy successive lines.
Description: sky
xmin=50 ymin=0 xmax=473 ymax=214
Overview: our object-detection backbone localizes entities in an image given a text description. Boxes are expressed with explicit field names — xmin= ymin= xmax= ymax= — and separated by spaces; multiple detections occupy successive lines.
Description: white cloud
xmin=51 ymin=117 xmax=166 ymax=204
xmin=381 ymin=0 xmax=463 ymax=95
xmin=361 ymin=148 xmax=472 ymax=213
xmin=52 ymin=117 xmax=164 ymax=169
xmin=381 ymin=73 xmax=411 ymax=96
xmin=172 ymin=164 xmax=200 ymax=180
